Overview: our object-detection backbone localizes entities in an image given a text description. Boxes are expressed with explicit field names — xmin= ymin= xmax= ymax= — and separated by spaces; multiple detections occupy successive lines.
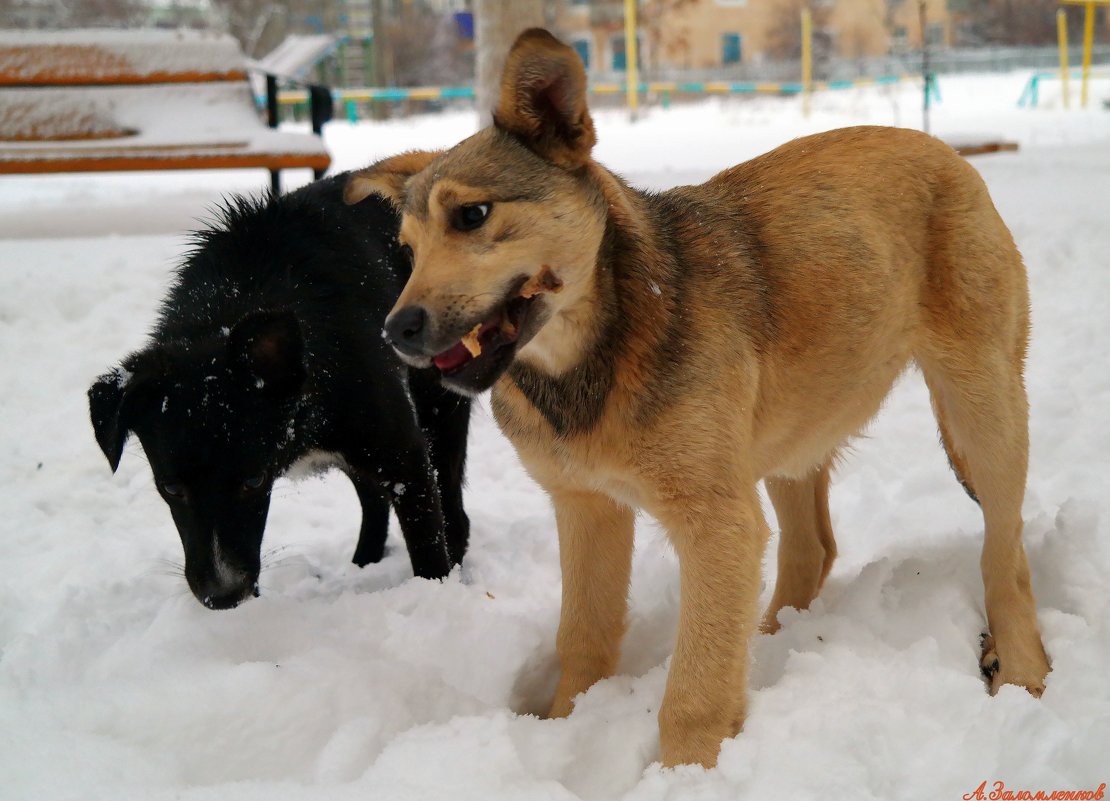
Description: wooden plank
xmin=953 ymin=142 xmax=1019 ymax=157
xmin=0 ymin=34 xmax=249 ymax=86
xmin=0 ymin=151 xmax=331 ymax=175
xmin=0 ymin=69 xmax=248 ymax=88
xmin=0 ymin=46 xmax=247 ymax=87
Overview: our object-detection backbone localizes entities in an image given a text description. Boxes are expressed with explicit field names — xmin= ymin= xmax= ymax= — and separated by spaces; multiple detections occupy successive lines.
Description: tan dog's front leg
xmin=657 ymin=485 xmax=768 ymax=768
xmin=546 ymin=488 xmax=635 ymax=718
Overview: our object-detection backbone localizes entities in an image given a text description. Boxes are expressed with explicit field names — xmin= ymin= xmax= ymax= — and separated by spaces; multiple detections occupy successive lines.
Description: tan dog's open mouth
xmin=432 ymin=267 xmax=563 ymax=377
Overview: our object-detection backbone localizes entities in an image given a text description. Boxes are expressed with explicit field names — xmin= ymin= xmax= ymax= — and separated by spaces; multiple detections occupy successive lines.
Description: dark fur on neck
xmin=504 ymin=170 xmax=701 ymax=437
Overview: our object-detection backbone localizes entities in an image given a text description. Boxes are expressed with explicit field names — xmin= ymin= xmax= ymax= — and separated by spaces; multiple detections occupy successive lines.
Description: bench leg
xmin=270 ymin=170 xmax=280 ymax=196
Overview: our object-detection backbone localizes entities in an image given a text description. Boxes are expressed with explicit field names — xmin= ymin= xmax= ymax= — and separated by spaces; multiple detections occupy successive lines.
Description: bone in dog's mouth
xmin=432 ymin=267 xmax=563 ymax=375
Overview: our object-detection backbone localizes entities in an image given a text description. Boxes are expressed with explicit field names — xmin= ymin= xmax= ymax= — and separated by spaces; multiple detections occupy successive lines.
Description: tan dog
xmin=345 ymin=28 xmax=1050 ymax=768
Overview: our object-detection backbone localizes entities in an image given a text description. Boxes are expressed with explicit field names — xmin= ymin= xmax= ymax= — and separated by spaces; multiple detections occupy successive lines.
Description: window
xmin=572 ymin=38 xmax=591 ymax=69
xmin=610 ymin=34 xmax=642 ymax=71
xmin=721 ymin=32 xmax=742 ymax=65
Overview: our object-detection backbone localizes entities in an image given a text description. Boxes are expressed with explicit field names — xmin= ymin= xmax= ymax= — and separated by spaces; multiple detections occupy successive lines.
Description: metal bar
xmin=1059 ymin=9 xmax=1071 ymax=108
xmin=920 ymin=0 xmax=931 ymax=135
xmin=624 ymin=0 xmax=639 ymax=119
xmin=1082 ymin=0 xmax=1095 ymax=107
xmin=265 ymin=73 xmax=279 ymax=129
xmin=802 ymin=8 xmax=813 ymax=116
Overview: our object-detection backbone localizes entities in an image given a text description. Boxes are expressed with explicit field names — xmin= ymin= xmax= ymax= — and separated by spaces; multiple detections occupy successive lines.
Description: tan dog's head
xmin=345 ymin=28 xmax=606 ymax=395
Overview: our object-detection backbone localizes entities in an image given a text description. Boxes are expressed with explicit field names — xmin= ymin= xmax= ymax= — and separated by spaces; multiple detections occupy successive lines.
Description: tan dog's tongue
xmin=433 ymin=341 xmax=472 ymax=371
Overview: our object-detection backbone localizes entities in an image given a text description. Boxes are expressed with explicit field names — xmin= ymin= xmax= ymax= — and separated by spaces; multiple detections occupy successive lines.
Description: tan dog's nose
xmin=384 ymin=305 xmax=429 ymax=357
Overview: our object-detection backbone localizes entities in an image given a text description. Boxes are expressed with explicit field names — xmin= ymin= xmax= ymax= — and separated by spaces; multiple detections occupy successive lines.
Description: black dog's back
xmin=89 ymin=176 xmax=471 ymax=608
xmin=164 ymin=177 xmax=401 ymax=360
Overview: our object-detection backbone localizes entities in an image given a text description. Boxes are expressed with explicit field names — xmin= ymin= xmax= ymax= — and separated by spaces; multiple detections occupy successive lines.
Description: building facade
xmin=554 ymin=0 xmax=954 ymax=78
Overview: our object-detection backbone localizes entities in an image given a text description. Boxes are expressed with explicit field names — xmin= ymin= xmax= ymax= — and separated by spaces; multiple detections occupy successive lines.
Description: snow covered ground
xmin=2 ymin=71 xmax=1109 ymax=800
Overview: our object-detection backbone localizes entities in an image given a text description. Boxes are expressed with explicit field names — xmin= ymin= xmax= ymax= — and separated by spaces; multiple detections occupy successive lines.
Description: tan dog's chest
xmin=492 ymin=380 xmax=650 ymax=507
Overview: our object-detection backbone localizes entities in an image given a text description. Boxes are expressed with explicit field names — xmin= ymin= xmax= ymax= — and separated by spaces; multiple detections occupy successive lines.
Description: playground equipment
xmin=1019 ymin=66 xmax=1109 ymax=106
xmin=624 ymin=0 xmax=639 ymax=119
xmin=270 ymin=75 xmax=916 ymax=123
xmin=1058 ymin=0 xmax=1110 ymax=107
xmin=802 ymin=8 xmax=813 ymax=116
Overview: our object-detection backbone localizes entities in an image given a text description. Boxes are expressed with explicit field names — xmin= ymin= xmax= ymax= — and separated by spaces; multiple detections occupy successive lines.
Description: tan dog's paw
xmin=759 ymin=610 xmax=782 ymax=635
xmin=546 ymin=695 xmax=575 ymax=719
xmin=980 ymin=633 xmax=1048 ymax=698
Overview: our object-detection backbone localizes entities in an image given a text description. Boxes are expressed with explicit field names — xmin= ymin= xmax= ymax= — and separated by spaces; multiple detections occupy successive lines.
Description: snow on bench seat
xmin=0 ymin=29 xmax=247 ymax=86
xmin=0 ymin=30 xmax=330 ymax=184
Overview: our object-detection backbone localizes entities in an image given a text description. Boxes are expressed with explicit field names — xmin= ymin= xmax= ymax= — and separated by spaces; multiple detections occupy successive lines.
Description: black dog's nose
xmin=384 ymin=305 xmax=428 ymax=355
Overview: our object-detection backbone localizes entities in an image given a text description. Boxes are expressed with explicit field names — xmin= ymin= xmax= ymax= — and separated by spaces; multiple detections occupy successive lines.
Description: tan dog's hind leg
xmin=656 ymin=483 xmax=769 ymax=768
xmin=917 ymin=208 xmax=1049 ymax=695
xmin=761 ymin=460 xmax=838 ymax=633
xmin=922 ymin=359 xmax=1049 ymax=696
xmin=546 ymin=489 xmax=635 ymax=718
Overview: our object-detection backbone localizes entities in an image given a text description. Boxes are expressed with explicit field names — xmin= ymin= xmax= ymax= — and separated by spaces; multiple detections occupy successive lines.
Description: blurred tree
xmin=208 ymin=0 xmax=290 ymax=57
xmin=766 ymin=0 xmax=834 ymax=75
xmin=957 ymin=0 xmax=1105 ymax=45
xmin=1 ymin=0 xmax=148 ymax=28
xmin=473 ymin=0 xmax=546 ymax=126
xmin=384 ymin=2 xmax=474 ymax=86
xmin=640 ymin=0 xmax=702 ymax=73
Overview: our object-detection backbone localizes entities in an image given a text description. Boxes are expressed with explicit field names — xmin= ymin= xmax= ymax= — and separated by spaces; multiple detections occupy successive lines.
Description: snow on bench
xmin=0 ymin=29 xmax=331 ymax=193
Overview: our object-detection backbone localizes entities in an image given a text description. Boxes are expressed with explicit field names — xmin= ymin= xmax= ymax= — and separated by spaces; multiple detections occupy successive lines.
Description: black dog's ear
xmin=229 ymin=311 xmax=306 ymax=396
xmin=88 ymin=355 xmax=162 ymax=472
xmin=493 ymin=28 xmax=596 ymax=169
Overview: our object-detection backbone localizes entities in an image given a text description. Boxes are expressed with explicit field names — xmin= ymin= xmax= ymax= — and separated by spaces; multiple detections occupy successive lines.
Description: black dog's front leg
xmin=349 ymin=457 xmax=450 ymax=579
xmin=387 ymin=457 xmax=451 ymax=580
xmin=364 ymin=439 xmax=455 ymax=576
xmin=407 ymin=368 xmax=472 ymax=565
xmin=348 ymin=475 xmax=391 ymax=567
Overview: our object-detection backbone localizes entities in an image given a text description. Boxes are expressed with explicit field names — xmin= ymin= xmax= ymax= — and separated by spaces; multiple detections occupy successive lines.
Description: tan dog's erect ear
xmin=343 ymin=150 xmax=442 ymax=207
xmin=493 ymin=28 xmax=596 ymax=169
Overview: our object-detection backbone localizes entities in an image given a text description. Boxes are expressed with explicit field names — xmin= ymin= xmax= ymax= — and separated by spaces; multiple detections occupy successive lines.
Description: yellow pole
xmin=1058 ymin=9 xmax=1070 ymax=108
xmin=802 ymin=8 xmax=813 ymax=116
xmin=624 ymin=0 xmax=639 ymax=120
xmin=1082 ymin=0 xmax=1094 ymax=107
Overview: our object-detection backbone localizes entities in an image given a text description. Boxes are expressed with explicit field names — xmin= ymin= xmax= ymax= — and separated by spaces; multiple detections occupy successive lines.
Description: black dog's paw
xmin=352 ymin=542 xmax=389 ymax=568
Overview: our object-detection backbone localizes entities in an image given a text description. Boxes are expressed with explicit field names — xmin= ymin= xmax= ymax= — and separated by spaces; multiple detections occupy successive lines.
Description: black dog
xmin=88 ymin=175 xmax=471 ymax=609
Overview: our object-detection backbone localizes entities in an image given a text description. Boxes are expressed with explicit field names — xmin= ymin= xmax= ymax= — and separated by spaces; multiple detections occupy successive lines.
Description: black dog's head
xmin=89 ymin=310 xmax=306 ymax=609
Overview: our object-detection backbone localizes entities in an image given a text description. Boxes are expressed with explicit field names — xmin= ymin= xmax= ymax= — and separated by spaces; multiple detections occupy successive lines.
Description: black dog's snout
xmin=195 ymin=578 xmax=259 ymax=611
xmin=384 ymin=305 xmax=429 ymax=355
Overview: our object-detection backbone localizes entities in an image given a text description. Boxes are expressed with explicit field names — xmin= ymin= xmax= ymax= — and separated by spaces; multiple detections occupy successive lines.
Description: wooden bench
xmin=0 ymin=29 xmax=332 ymax=194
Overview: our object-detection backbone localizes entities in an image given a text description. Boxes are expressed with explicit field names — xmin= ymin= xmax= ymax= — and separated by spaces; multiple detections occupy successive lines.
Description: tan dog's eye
xmin=453 ymin=203 xmax=492 ymax=232
xmin=400 ymin=243 xmax=413 ymax=264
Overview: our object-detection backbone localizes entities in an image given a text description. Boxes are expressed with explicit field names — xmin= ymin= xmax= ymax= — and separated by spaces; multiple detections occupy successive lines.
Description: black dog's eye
xmin=399 ymin=243 xmax=413 ymax=263
xmin=452 ymin=203 xmax=492 ymax=232
xmin=241 ymin=474 xmax=267 ymax=492
xmin=162 ymin=482 xmax=186 ymax=499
